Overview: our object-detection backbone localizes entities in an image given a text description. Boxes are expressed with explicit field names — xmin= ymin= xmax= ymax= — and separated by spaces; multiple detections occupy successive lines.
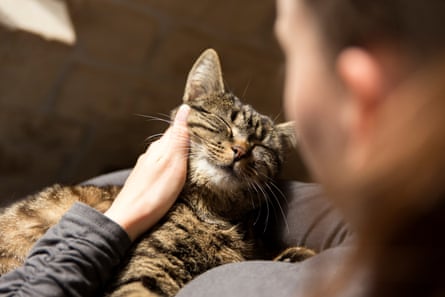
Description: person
xmin=2 ymin=0 xmax=445 ymax=295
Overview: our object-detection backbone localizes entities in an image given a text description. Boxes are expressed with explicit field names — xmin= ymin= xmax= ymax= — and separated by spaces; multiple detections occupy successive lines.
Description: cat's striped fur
xmin=0 ymin=49 xmax=305 ymax=297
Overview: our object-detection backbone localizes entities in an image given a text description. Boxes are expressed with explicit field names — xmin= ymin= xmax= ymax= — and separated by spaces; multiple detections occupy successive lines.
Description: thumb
xmin=169 ymin=104 xmax=190 ymax=154
xmin=174 ymin=104 xmax=190 ymax=126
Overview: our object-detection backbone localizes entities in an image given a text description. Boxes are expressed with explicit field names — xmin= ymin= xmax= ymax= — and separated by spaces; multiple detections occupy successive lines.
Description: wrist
xmin=104 ymin=206 xmax=151 ymax=241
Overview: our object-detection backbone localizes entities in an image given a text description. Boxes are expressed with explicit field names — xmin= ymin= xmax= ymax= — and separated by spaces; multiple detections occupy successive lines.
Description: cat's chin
xmin=191 ymin=158 xmax=242 ymax=192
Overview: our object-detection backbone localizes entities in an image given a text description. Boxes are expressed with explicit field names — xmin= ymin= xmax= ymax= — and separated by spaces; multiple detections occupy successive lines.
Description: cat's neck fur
xmin=180 ymin=176 xmax=255 ymax=223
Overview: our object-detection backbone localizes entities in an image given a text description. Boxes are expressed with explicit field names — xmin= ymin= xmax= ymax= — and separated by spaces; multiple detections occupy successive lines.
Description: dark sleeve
xmin=259 ymin=181 xmax=353 ymax=253
xmin=0 ymin=202 xmax=132 ymax=297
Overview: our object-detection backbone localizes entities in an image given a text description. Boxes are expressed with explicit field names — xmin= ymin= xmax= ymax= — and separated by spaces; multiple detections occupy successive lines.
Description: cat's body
xmin=0 ymin=49 xmax=312 ymax=297
xmin=109 ymin=186 xmax=253 ymax=297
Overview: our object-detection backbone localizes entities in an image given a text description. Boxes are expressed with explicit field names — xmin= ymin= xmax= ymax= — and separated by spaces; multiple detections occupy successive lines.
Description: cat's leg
xmin=0 ymin=257 xmax=22 ymax=276
xmin=273 ymin=246 xmax=316 ymax=262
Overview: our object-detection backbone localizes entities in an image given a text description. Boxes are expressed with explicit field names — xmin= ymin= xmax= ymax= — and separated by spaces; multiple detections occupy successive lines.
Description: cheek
xmin=283 ymin=58 xmax=322 ymax=131
xmin=282 ymin=58 xmax=347 ymax=181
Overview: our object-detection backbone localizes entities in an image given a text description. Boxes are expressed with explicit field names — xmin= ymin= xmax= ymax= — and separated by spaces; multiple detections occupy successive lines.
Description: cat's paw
xmin=274 ymin=246 xmax=316 ymax=263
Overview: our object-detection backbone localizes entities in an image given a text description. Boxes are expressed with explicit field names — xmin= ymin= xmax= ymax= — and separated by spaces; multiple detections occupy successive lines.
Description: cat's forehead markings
xmin=232 ymin=127 xmax=247 ymax=139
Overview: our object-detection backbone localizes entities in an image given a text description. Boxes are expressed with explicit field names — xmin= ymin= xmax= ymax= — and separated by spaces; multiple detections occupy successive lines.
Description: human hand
xmin=105 ymin=104 xmax=190 ymax=241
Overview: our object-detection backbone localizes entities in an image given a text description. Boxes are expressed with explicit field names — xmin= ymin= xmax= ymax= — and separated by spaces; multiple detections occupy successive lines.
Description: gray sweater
xmin=0 ymin=203 xmax=131 ymax=297
xmin=0 ymin=180 xmax=355 ymax=297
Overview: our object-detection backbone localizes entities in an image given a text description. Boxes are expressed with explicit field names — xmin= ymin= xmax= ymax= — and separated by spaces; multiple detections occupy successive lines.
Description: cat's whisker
xmin=269 ymin=181 xmax=288 ymax=204
xmin=245 ymin=168 xmax=288 ymax=233
xmin=136 ymin=114 xmax=173 ymax=125
xmin=253 ymin=180 xmax=270 ymax=233
xmin=255 ymin=170 xmax=290 ymax=233
xmin=258 ymin=172 xmax=289 ymax=204
xmin=248 ymin=184 xmax=261 ymax=226
xmin=264 ymin=182 xmax=290 ymax=235
xmin=272 ymin=112 xmax=283 ymax=123
xmin=241 ymin=79 xmax=252 ymax=99
xmin=246 ymin=179 xmax=259 ymax=206
xmin=206 ymin=143 xmax=225 ymax=154
xmin=247 ymin=181 xmax=258 ymax=209
xmin=249 ymin=181 xmax=265 ymax=228
xmin=156 ymin=112 xmax=172 ymax=119
xmin=144 ymin=133 xmax=198 ymax=150
xmin=145 ymin=133 xmax=165 ymax=143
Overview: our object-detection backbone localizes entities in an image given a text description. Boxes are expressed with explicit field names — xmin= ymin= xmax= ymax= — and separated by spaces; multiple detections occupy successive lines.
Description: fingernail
xmin=175 ymin=104 xmax=190 ymax=124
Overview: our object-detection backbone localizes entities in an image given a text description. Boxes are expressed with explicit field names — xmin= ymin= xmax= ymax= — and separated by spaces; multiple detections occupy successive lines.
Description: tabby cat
xmin=0 ymin=49 xmax=312 ymax=297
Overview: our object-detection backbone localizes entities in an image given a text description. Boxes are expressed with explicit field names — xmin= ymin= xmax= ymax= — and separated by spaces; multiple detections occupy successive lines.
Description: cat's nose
xmin=232 ymin=144 xmax=247 ymax=162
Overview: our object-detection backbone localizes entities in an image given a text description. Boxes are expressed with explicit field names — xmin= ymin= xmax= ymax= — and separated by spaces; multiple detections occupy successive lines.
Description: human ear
xmin=336 ymin=47 xmax=386 ymax=166
xmin=336 ymin=47 xmax=386 ymax=110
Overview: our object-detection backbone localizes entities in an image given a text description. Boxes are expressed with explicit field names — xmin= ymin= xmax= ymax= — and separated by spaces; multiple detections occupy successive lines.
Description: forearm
xmin=0 ymin=203 xmax=132 ymax=297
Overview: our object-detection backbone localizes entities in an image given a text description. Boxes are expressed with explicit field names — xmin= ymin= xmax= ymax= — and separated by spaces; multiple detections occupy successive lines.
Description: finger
xmin=146 ymin=126 xmax=172 ymax=154
xmin=169 ymin=104 xmax=190 ymax=155
xmin=158 ymin=128 xmax=172 ymax=146
xmin=159 ymin=104 xmax=189 ymax=144
xmin=146 ymin=105 xmax=190 ymax=156
xmin=173 ymin=104 xmax=190 ymax=127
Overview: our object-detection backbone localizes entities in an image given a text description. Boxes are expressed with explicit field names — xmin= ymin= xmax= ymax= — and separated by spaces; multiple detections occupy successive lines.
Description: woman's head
xmin=301 ymin=0 xmax=445 ymax=59
xmin=276 ymin=1 xmax=445 ymax=295
xmin=275 ymin=0 xmax=445 ymax=188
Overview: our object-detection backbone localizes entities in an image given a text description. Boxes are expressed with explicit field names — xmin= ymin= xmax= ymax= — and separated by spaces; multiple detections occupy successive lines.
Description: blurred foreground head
xmin=276 ymin=0 xmax=445 ymax=296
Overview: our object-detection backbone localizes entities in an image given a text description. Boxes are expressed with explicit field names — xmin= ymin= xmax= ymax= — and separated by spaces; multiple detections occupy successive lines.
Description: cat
xmin=0 ymin=49 xmax=314 ymax=297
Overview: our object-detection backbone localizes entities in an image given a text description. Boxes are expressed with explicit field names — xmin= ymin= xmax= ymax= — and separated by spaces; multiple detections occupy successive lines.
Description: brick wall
xmin=0 ymin=0 xmax=308 ymax=205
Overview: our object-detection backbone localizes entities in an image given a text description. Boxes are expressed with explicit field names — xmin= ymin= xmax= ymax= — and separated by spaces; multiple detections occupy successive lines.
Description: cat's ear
xmin=183 ymin=48 xmax=225 ymax=103
xmin=275 ymin=121 xmax=298 ymax=151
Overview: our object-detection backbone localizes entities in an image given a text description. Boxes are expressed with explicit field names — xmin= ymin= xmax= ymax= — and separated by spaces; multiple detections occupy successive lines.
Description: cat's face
xmin=176 ymin=49 xmax=296 ymax=194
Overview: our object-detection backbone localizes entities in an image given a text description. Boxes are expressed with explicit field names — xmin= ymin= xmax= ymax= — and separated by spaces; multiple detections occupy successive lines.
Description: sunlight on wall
xmin=0 ymin=0 xmax=76 ymax=44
